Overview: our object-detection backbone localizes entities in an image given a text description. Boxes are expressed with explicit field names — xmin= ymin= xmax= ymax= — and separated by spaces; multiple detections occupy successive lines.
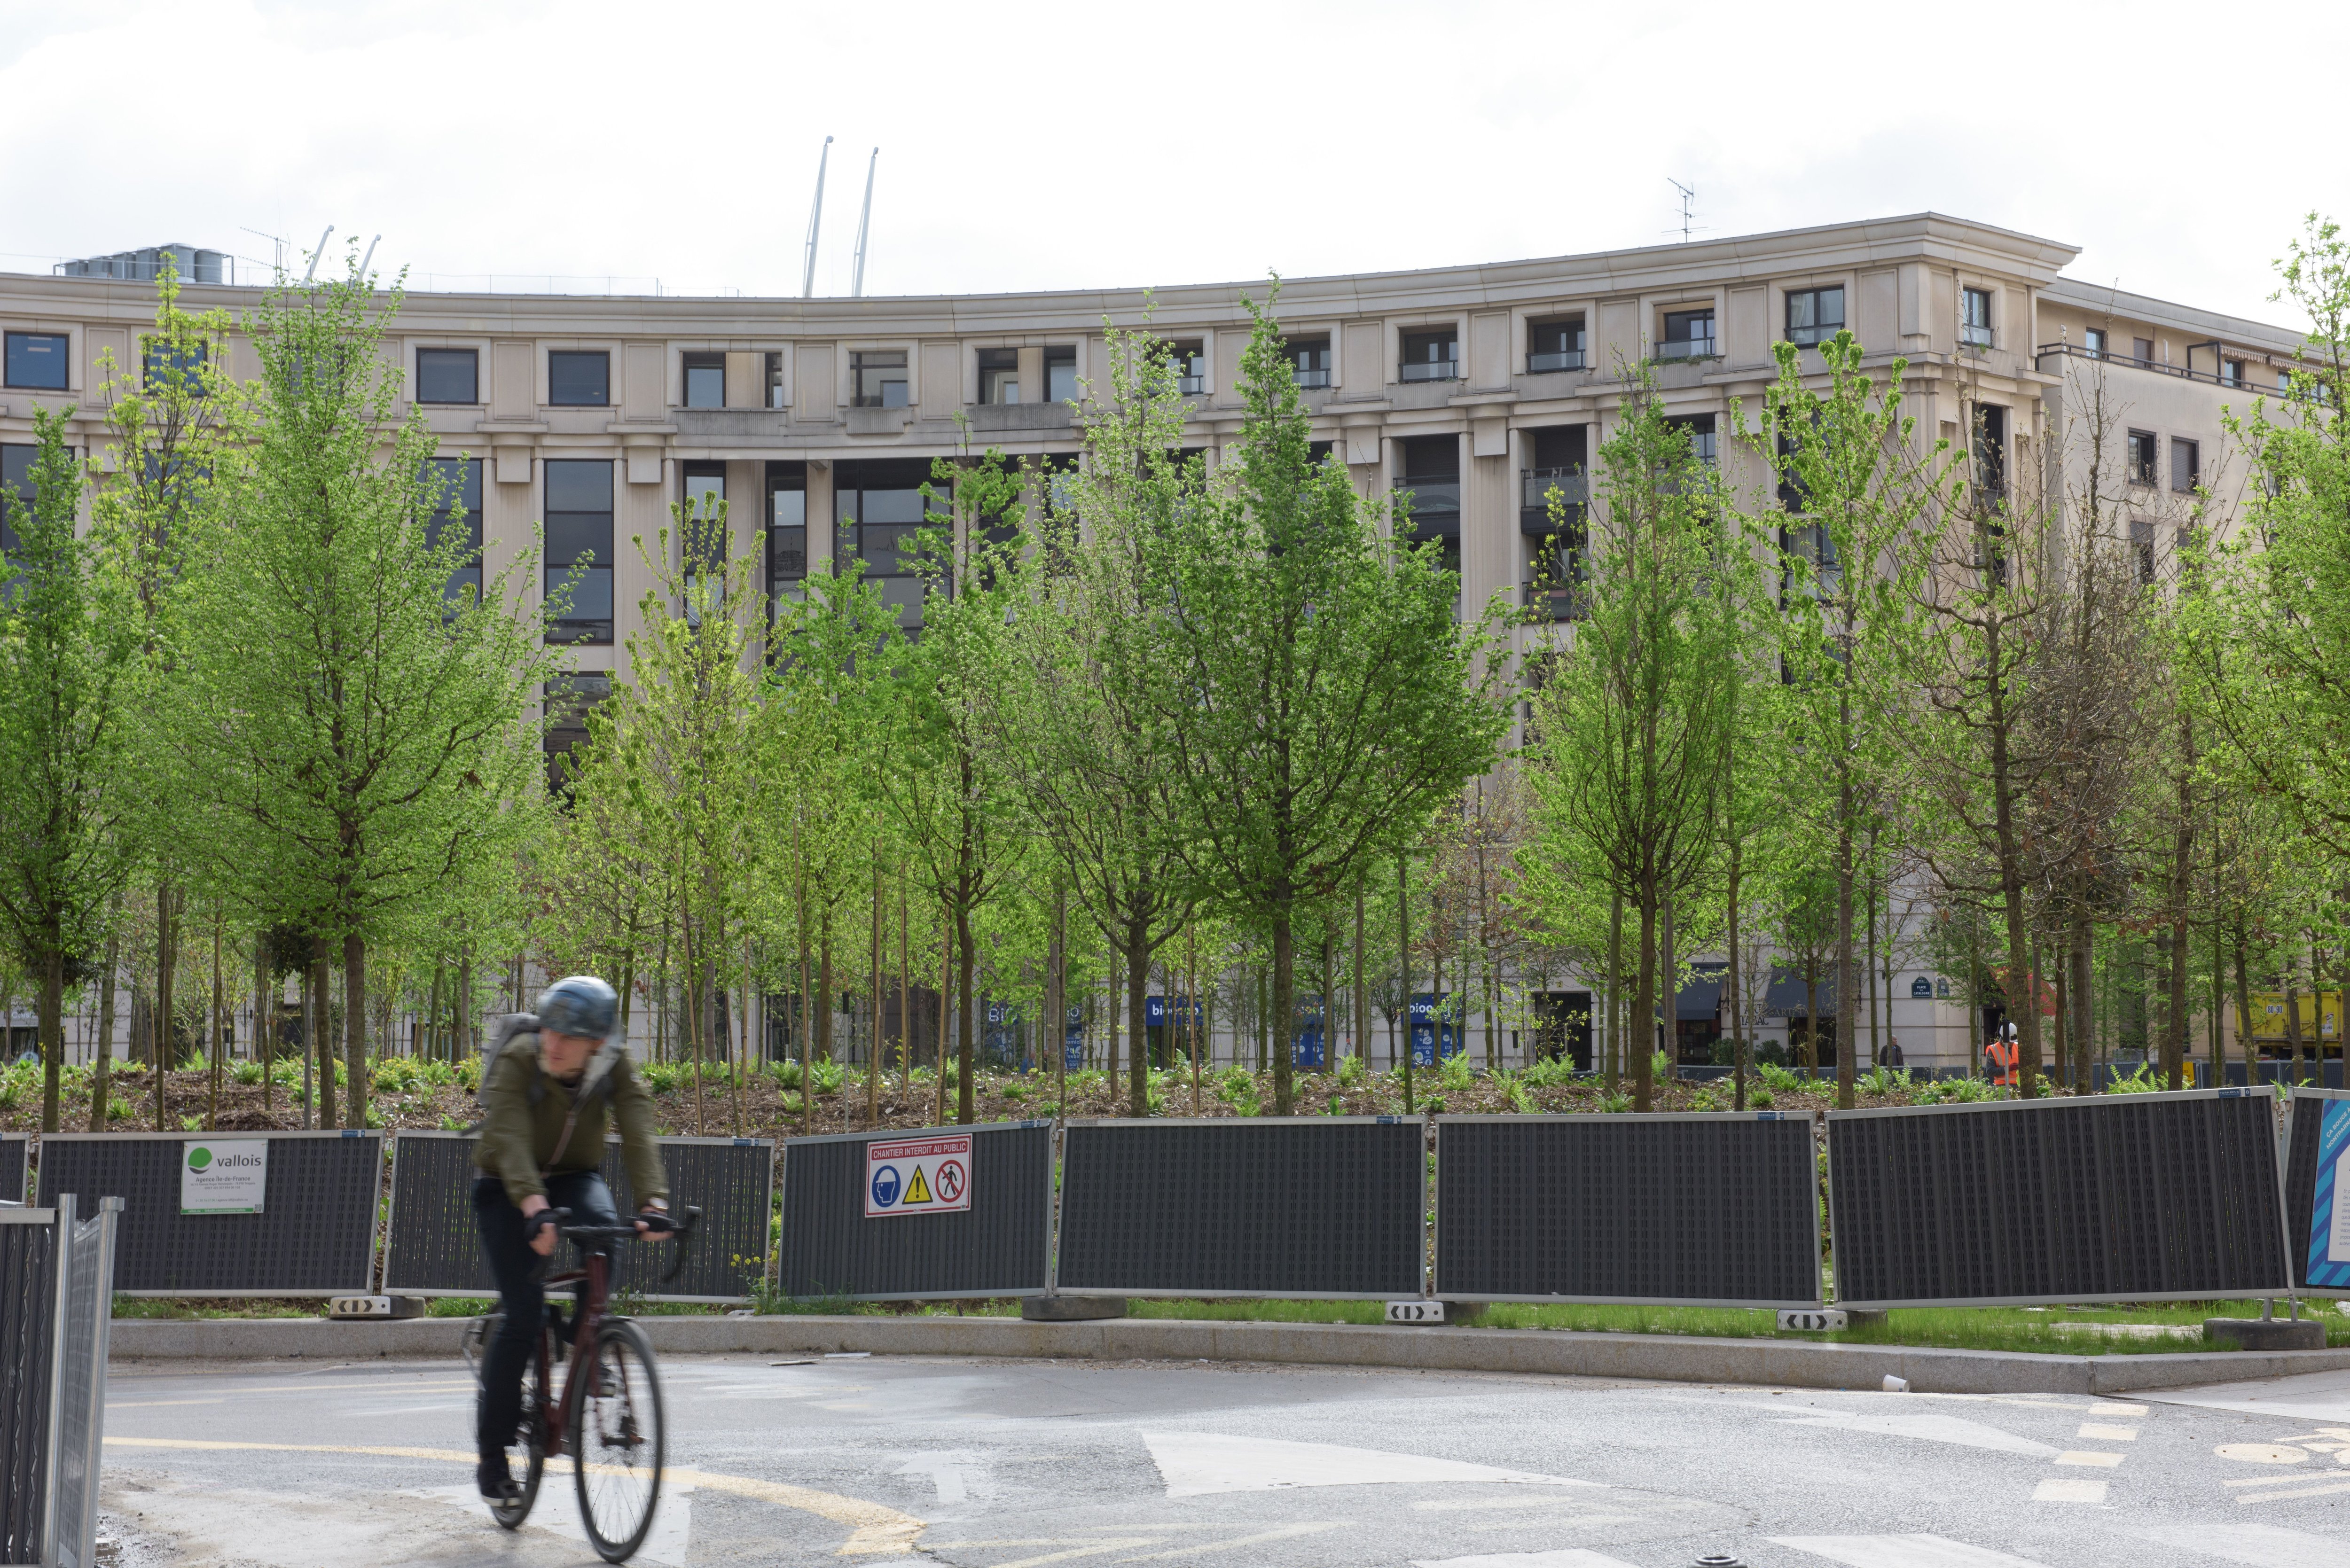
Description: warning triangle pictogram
xmin=903 ymin=1164 xmax=932 ymax=1204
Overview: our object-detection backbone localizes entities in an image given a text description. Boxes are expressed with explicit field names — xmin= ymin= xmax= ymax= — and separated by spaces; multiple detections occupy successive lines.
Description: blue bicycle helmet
xmin=538 ymin=975 xmax=619 ymax=1040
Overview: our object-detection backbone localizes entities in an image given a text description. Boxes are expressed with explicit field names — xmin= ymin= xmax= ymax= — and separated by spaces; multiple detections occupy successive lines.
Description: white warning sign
xmin=865 ymin=1134 xmax=972 ymax=1219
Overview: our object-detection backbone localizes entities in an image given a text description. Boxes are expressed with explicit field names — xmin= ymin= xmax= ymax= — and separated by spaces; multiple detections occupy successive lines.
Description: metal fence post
xmin=39 ymin=1193 xmax=74 ymax=1568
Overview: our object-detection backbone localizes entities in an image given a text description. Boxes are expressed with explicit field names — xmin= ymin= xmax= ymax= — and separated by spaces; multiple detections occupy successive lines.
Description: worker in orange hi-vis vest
xmin=1984 ymin=1021 xmax=2020 ymax=1088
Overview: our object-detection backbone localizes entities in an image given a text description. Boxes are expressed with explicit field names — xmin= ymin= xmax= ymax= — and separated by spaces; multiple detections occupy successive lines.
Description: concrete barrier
xmin=102 ymin=1312 xmax=2350 ymax=1396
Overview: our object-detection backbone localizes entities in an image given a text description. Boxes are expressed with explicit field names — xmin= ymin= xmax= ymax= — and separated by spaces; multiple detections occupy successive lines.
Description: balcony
xmin=1294 ymin=367 xmax=1332 ymax=390
xmin=1787 ymin=322 xmax=1845 ymax=347
xmin=1400 ymin=359 xmax=1459 ymax=384
xmin=1523 ymin=578 xmax=1586 ymax=622
xmin=1654 ymin=337 xmax=1717 ymax=362
xmin=1527 ymin=347 xmax=1587 ymax=374
xmin=1521 ymin=468 xmax=1589 ymax=509
xmin=1393 ymin=477 xmax=1460 ymax=518
xmin=1960 ymin=324 xmax=1993 ymax=351
xmin=1178 ymin=374 xmax=1206 ymax=395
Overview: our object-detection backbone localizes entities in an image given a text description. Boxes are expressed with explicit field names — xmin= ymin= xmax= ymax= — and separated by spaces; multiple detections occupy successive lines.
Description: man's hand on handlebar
xmin=521 ymin=1196 xmax=561 ymax=1257
xmin=634 ymin=1202 xmax=675 ymax=1242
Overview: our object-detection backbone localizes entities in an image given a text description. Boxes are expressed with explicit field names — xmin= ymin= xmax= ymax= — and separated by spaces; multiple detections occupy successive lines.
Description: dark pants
xmin=473 ymin=1171 xmax=618 ymax=1471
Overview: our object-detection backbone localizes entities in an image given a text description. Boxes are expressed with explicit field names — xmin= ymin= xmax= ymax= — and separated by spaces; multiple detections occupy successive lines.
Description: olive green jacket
xmin=472 ymin=1030 xmax=668 ymax=1206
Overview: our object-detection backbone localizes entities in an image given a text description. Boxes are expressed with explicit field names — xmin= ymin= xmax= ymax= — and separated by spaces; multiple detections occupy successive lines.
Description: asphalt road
xmin=94 ymin=1353 xmax=2350 ymax=1568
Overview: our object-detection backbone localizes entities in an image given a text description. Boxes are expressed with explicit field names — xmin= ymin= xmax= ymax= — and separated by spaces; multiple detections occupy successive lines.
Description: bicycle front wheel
xmin=570 ymin=1317 xmax=666 ymax=1562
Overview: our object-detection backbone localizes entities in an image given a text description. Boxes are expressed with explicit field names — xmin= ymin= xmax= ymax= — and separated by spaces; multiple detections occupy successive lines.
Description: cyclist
xmin=473 ymin=975 xmax=672 ymax=1501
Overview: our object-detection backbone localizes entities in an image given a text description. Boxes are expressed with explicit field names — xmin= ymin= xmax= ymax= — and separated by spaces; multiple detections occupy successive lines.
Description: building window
xmin=2126 ymin=429 xmax=2157 ymax=486
xmin=415 ymin=347 xmax=478 ymax=405
xmin=548 ymin=351 xmax=610 ymax=407
xmin=421 ymin=456 xmax=484 ymax=606
xmin=1668 ymin=412 xmax=1718 ymax=465
xmin=1527 ymin=315 xmax=1586 ymax=374
xmin=1285 ymin=335 xmax=1332 ymax=389
xmin=1171 ymin=339 xmax=1206 ymax=395
xmin=1 ymin=444 xmax=32 ymax=575
xmin=768 ymin=463 xmax=807 ymax=611
xmin=1785 ymin=287 xmax=1846 ymax=347
xmin=978 ymin=348 xmax=1020 ymax=406
xmin=767 ymin=351 xmax=787 ymax=409
xmin=852 ymin=350 xmax=909 ymax=408
xmin=544 ymin=459 xmax=614 ymax=644
xmin=2222 ymin=358 xmax=2245 ymax=387
xmin=1658 ymin=309 xmax=1716 ymax=361
xmin=4 ymin=331 xmax=70 ymax=390
xmin=141 ymin=338 xmax=207 ymax=396
xmin=2171 ymin=437 xmax=2200 ymax=493
xmin=2084 ymin=328 xmax=2107 ymax=359
xmin=836 ymin=459 xmax=947 ymax=632
xmin=1400 ymin=328 xmax=1459 ymax=383
xmin=2133 ymin=337 xmax=2155 ymax=364
xmin=544 ymin=674 xmax=612 ymax=796
xmin=1960 ymin=288 xmax=1993 ymax=349
xmin=1044 ymin=347 xmax=1077 ymax=404
xmin=683 ymin=351 xmax=726 ymax=409
xmin=2130 ymin=520 xmax=2155 ymax=585
xmin=1521 ymin=425 xmax=1587 ymax=621
xmin=1973 ymin=405 xmax=2007 ymax=502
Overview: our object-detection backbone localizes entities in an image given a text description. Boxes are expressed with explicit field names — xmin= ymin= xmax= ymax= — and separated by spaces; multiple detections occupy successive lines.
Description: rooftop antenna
xmin=801 ymin=137 xmax=833 ymax=299
xmin=850 ymin=148 xmax=879 ymax=298
xmin=1666 ymin=179 xmax=1705 ymax=244
xmin=357 ymin=234 xmax=381 ymax=281
xmin=302 ymin=225 xmax=334 ymax=282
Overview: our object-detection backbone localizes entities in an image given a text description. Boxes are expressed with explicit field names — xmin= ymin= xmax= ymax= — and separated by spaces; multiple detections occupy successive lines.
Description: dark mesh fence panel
xmin=2286 ymin=1088 xmax=2348 ymax=1295
xmin=0 ymin=1136 xmax=24 ymax=1205
xmin=1057 ymin=1119 xmax=1424 ymax=1297
xmin=0 ymin=1216 xmax=57 ymax=1565
xmin=36 ymin=1133 xmax=379 ymax=1295
xmin=384 ymin=1132 xmax=772 ymax=1303
xmin=777 ymin=1123 xmax=1050 ymax=1300
xmin=1435 ymin=1115 xmax=1819 ymax=1306
xmin=1830 ymin=1090 xmax=2289 ymax=1308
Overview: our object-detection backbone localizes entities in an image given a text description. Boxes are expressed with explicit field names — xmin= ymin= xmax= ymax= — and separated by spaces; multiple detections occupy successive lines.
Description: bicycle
xmin=464 ymin=1203 xmax=702 ymax=1562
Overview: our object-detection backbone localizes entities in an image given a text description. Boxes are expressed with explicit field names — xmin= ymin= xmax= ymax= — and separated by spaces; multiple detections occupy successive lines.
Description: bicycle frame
xmin=528 ymin=1246 xmax=612 ymax=1462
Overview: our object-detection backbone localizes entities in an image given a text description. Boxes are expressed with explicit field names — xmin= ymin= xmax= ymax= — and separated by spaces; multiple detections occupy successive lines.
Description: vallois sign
xmin=182 ymin=1139 xmax=268 ymax=1214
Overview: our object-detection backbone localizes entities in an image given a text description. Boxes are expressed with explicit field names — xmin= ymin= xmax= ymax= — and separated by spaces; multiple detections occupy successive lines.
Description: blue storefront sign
xmin=1293 ymin=993 xmax=1325 ymax=1069
xmin=1144 ymin=995 xmax=1202 ymax=1029
xmin=1409 ymin=992 xmax=1461 ymax=1066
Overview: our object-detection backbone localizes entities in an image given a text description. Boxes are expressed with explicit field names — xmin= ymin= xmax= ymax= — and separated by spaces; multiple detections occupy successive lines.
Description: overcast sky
xmin=1 ymin=0 xmax=2342 ymax=331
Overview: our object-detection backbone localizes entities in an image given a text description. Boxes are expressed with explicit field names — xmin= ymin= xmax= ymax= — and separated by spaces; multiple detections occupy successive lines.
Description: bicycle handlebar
xmin=540 ymin=1206 xmax=702 ymax=1285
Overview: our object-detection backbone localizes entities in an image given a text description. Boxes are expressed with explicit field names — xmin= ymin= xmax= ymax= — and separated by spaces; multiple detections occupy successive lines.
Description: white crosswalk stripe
xmin=1412 ymin=1553 xmax=1641 ymax=1568
xmin=2135 ymin=1522 xmax=2350 ymax=1567
xmin=1774 ymin=1534 xmax=2056 ymax=1568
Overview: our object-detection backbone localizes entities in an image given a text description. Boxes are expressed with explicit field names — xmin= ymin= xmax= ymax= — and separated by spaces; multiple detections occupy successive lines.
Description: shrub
xmin=770 ymin=1058 xmax=804 ymax=1090
xmin=1521 ymin=1055 xmax=1579 ymax=1088
xmin=1758 ymin=1061 xmax=1805 ymax=1096
xmin=1438 ymin=1050 xmax=1474 ymax=1093
xmin=233 ymin=1060 xmax=265 ymax=1086
xmin=1336 ymin=1054 xmax=1368 ymax=1089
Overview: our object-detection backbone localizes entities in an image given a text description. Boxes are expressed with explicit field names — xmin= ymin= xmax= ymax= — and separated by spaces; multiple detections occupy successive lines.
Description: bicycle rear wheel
xmin=488 ymin=1325 xmax=547 ymax=1529
xmin=570 ymin=1317 xmax=666 ymax=1562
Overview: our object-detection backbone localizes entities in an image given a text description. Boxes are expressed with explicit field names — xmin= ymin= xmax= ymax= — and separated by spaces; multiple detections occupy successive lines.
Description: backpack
xmin=471 ymin=1013 xmax=630 ymax=1130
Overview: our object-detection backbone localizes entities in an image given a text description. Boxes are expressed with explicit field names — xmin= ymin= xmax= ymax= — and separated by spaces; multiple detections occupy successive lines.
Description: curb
xmin=105 ymin=1315 xmax=2350 ymax=1396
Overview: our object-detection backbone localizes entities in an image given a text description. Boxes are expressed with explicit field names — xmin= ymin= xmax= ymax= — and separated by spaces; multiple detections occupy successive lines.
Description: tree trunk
xmin=1632 ymin=876 xmax=1657 ymax=1113
xmin=311 ymin=938 xmax=336 ymax=1129
xmin=88 ymin=927 xmax=118 ymax=1132
xmin=155 ymin=882 xmax=176 ymax=1130
xmin=344 ymin=931 xmax=367 ymax=1130
xmin=2070 ymin=916 xmax=2093 ymax=1093
xmin=1354 ymin=880 xmax=1368 ymax=1081
xmin=1660 ymin=896 xmax=1676 ymax=1083
xmin=1604 ymin=889 xmax=1622 ymax=1094
xmin=1126 ymin=914 xmax=1149 ymax=1118
xmin=209 ymin=925 xmax=224 ymax=1131
xmin=1835 ymin=780 xmax=1857 ymax=1110
xmin=1050 ymin=885 xmax=1066 ymax=1114
xmin=1397 ymin=854 xmax=1412 ymax=1111
xmin=956 ymin=900 xmax=976 ymax=1124
xmin=1728 ymin=841 xmax=1745 ymax=1112
xmin=2233 ymin=923 xmax=2257 ymax=1087
xmin=2285 ymin=944 xmax=2305 ymax=1086
xmin=39 ymin=946 xmax=63 ymax=1134
xmin=1271 ymin=910 xmax=1295 ymax=1116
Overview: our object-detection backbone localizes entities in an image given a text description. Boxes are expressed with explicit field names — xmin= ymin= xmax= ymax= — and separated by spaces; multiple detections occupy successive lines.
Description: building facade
xmin=0 ymin=212 xmax=2310 ymax=1073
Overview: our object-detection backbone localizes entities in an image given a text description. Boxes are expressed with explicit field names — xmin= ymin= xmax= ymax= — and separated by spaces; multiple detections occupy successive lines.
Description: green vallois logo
xmin=188 ymin=1147 xmax=212 ymax=1170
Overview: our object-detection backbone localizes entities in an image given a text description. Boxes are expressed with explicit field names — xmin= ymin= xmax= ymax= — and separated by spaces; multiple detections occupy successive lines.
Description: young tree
xmin=1527 ymin=372 xmax=1736 ymax=1111
xmin=996 ymin=326 xmax=1202 ymax=1118
xmin=1144 ymin=299 xmax=1512 ymax=1115
xmin=167 ymin=254 xmax=556 ymax=1127
xmin=0 ymin=411 xmax=143 ymax=1131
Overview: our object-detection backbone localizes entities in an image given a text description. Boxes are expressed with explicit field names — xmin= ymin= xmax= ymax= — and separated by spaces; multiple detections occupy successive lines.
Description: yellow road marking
xmin=103 ymin=1437 xmax=924 ymax=1556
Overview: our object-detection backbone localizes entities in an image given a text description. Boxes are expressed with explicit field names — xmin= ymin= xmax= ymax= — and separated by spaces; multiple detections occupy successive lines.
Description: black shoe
xmin=478 ymin=1460 xmax=517 ymax=1500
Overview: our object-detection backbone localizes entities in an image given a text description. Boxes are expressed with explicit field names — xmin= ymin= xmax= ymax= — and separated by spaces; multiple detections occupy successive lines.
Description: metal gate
xmin=383 ymin=1131 xmax=775 ymax=1303
xmin=1829 ymin=1088 xmax=2291 ymax=1309
xmin=1056 ymin=1118 xmax=1425 ymax=1298
xmin=1435 ymin=1113 xmax=1821 ymax=1308
xmin=0 ymin=1194 xmax=120 ymax=1568
xmin=36 ymin=1131 xmax=380 ymax=1297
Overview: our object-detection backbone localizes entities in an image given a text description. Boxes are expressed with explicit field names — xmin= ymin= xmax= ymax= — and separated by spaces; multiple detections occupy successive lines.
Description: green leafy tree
xmin=1527 ymin=371 xmax=1736 ymax=1111
xmin=166 ymin=253 xmax=557 ymax=1128
xmin=0 ymin=411 xmax=142 ymax=1130
xmin=1145 ymin=298 xmax=1511 ymax=1115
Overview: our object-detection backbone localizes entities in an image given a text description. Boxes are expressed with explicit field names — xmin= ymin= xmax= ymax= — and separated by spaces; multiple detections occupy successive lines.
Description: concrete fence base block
xmin=2204 ymin=1316 xmax=2328 ymax=1351
xmin=1021 ymin=1296 xmax=1127 ymax=1323
xmin=105 ymin=1314 xmax=2350 ymax=1397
